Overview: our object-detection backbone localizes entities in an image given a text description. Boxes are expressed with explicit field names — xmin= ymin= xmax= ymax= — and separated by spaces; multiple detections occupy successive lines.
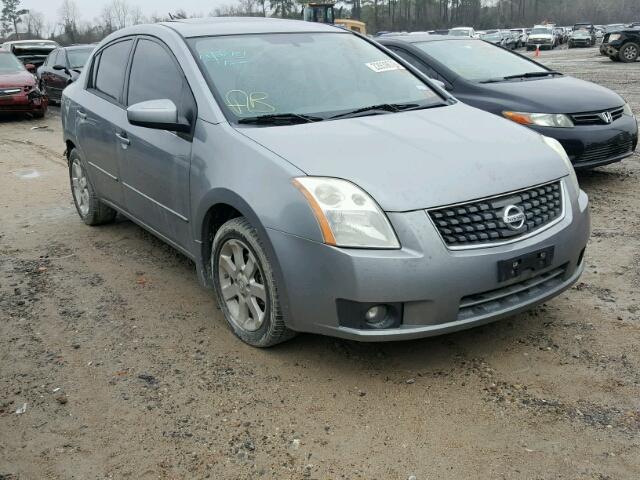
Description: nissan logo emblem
xmin=503 ymin=205 xmax=526 ymax=230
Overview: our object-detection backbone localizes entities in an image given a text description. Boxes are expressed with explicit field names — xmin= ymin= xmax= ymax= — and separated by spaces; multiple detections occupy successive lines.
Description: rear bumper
xmin=529 ymin=115 xmax=638 ymax=169
xmin=267 ymin=181 xmax=590 ymax=341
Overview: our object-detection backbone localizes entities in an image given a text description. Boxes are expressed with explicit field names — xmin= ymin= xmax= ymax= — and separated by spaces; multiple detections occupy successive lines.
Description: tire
xmin=610 ymin=55 xmax=621 ymax=62
xmin=68 ymin=148 xmax=117 ymax=226
xmin=211 ymin=217 xmax=295 ymax=347
xmin=619 ymin=42 xmax=639 ymax=63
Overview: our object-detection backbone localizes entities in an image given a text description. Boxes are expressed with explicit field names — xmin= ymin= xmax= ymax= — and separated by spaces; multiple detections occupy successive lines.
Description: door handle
xmin=115 ymin=132 xmax=130 ymax=146
xmin=77 ymin=110 xmax=87 ymax=120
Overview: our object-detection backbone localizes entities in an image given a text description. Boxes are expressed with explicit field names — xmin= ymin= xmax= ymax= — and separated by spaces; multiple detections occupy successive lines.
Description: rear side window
xmin=127 ymin=39 xmax=196 ymax=124
xmin=93 ymin=40 xmax=132 ymax=101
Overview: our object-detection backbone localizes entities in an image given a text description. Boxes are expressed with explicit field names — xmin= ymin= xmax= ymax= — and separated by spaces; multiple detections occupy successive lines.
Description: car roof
xmin=2 ymin=39 xmax=58 ymax=45
xmin=62 ymin=44 xmax=95 ymax=50
xmin=378 ymin=34 xmax=470 ymax=44
xmin=160 ymin=17 xmax=341 ymax=38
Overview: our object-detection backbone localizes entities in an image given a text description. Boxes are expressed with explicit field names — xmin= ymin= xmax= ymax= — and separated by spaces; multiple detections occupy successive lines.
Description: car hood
xmin=0 ymin=71 xmax=35 ymax=88
xmin=238 ymin=103 xmax=569 ymax=211
xmin=472 ymin=75 xmax=625 ymax=114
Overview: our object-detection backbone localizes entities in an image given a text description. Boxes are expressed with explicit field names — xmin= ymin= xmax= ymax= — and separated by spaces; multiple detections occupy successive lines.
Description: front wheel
xmin=68 ymin=149 xmax=117 ymax=226
xmin=619 ymin=42 xmax=639 ymax=63
xmin=212 ymin=217 xmax=295 ymax=347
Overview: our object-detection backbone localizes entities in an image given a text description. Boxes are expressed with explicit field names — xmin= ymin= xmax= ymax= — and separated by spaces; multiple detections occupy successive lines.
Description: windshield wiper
xmin=330 ymin=103 xmax=421 ymax=120
xmin=237 ymin=113 xmax=324 ymax=125
xmin=480 ymin=71 xmax=561 ymax=84
xmin=503 ymin=71 xmax=562 ymax=80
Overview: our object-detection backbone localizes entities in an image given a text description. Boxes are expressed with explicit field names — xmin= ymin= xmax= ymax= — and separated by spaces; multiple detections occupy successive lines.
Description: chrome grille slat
xmin=571 ymin=106 xmax=625 ymax=125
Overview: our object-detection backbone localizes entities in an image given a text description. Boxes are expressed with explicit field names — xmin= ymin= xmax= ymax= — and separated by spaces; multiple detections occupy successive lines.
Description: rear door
xmin=117 ymin=37 xmax=196 ymax=250
xmin=50 ymin=50 xmax=71 ymax=101
xmin=76 ymin=39 xmax=133 ymax=207
xmin=40 ymin=49 xmax=56 ymax=93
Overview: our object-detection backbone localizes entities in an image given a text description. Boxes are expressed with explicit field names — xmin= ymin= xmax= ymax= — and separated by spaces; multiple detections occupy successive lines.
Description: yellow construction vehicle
xmin=302 ymin=2 xmax=367 ymax=35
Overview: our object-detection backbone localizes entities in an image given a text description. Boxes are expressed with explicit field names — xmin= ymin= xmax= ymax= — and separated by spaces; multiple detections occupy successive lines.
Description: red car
xmin=0 ymin=49 xmax=47 ymax=118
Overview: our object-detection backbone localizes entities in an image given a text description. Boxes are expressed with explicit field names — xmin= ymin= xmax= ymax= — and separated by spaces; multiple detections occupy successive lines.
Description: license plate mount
xmin=498 ymin=246 xmax=555 ymax=282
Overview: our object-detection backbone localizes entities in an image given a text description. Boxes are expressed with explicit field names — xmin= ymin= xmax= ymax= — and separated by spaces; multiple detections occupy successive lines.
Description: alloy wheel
xmin=623 ymin=45 xmax=638 ymax=61
xmin=71 ymin=158 xmax=90 ymax=216
xmin=217 ymin=238 xmax=268 ymax=332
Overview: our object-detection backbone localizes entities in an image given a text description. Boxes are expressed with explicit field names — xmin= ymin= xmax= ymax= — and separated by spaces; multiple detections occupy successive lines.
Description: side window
xmin=127 ymin=39 xmax=196 ymax=124
xmin=93 ymin=40 xmax=133 ymax=102
xmin=44 ymin=50 xmax=55 ymax=66
xmin=89 ymin=52 xmax=101 ymax=88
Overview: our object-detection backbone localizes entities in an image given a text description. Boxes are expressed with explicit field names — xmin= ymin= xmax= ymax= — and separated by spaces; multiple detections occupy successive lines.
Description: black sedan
xmin=378 ymin=35 xmax=638 ymax=169
xmin=37 ymin=45 xmax=94 ymax=104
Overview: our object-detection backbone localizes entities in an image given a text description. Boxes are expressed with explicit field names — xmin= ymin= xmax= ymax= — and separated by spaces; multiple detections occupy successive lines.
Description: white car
xmin=527 ymin=25 xmax=556 ymax=50
xmin=449 ymin=27 xmax=477 ymax=38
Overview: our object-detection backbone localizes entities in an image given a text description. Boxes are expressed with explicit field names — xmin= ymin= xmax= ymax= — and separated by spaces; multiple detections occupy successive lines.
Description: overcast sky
xmin=23 ymin=0 xmax=230 ymax=24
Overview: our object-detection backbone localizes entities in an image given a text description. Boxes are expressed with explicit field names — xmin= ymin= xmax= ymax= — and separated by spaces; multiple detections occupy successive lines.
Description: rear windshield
xmin=449 ymin=30 xmax=470 ymax=36
xmin=531 ymin=28 xmax=551 ymax=34
xmin=67 ymin=48 xmax=93 ymax=69
xmin=0 ymin=52 xmax=24 ymax=73
xmin=189 ymin=32 xmax=444 ymax=122
xmin=414 ymin=39 xmax=547 ymax=82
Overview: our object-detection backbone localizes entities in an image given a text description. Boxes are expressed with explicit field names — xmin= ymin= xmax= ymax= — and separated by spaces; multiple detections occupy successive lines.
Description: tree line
xmin=1 ymin=0 xmax=638 ymax=45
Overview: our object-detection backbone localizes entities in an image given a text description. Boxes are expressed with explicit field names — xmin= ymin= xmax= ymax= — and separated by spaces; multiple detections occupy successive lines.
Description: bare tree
xmin=129 ymin=5 xmax=145 ymax=25
xmin=112 ymin=0 xmax=131 ymax=29
xmin=58 ymin=0 xmax=80 ymax=43
xmin=24 ymin=10 xmax=44 ymax=37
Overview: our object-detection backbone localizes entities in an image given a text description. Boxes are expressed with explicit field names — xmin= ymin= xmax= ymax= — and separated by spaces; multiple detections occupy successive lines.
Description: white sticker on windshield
xmin=365 ymin=60 xmax=406 ymax=73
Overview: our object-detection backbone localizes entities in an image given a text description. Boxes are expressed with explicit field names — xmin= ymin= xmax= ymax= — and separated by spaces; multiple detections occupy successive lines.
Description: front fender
xmin=192 ymin=188 xmax=294 ymax=325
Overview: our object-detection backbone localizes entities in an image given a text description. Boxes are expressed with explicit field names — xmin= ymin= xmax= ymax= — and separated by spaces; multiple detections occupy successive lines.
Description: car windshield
xmin=449 ymin=30 xmax=470 ymax=36
xmin=0 ymin=52 xmax=24 ymax=73
xmin=189 ymin=32 xmax=444 ymax=122
xmin=531 ymin=28 xmax=551 ymax=34
xmin=67 ymin=48 xmax=93 ymax=69
xmin=482 ymin=33 xmax=501 ymax=41
xmin=414 ymin=39 xmax=547 ymax=82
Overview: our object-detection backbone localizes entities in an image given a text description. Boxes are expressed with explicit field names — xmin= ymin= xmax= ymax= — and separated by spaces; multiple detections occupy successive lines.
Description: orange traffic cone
xmin=535 ymin=45 xmax=540 ymax=57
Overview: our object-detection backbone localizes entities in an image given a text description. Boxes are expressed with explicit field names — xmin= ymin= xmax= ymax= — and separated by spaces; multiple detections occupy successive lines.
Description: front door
xmin=116 ymin=37 xmax=196 ymax=251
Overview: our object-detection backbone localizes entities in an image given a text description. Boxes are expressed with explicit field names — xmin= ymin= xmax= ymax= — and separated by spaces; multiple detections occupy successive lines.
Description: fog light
xmin=364 ymin=305 xmax=395 ymax=328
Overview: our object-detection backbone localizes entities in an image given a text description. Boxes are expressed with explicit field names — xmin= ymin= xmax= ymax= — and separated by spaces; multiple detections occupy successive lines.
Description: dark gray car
xmin=61 ymin=18 xmax=590 ymax=347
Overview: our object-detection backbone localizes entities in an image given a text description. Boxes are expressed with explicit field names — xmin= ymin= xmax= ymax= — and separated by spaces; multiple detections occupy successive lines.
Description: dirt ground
xmin=1 ymin=45 xmax=639 ymax=480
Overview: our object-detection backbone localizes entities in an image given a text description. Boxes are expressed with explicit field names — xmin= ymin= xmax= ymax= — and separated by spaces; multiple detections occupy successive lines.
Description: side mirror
xmin=25 ymin=63 xmax=36 ymax=73
xmin=127 ymin=99 xmax=191 ymax=133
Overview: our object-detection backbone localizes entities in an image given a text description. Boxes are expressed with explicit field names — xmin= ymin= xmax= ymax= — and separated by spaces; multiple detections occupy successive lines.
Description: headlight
xmin=609 ymin=33 xmax=621 ymax=41
xmin=623 ymin=102 xmax=634 ymax=117
xmin=503 ymin=111 xmax=574 ymax=128
xmin=293 ymin=177 xmax=400 ymax=249
xmin=542 ymin=136 xmax=579 ymax=191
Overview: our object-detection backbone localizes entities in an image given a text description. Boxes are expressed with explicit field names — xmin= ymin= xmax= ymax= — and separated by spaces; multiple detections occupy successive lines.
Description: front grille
xmin=429 ymin=181 xmax=563 ymax=248
xmin=574 ymin=137 xmax=634 ymax=164
xmin=571 ymin=106 xmax=625 ymax=125
xmin=458 ymin=264 xmax=568 ymax=321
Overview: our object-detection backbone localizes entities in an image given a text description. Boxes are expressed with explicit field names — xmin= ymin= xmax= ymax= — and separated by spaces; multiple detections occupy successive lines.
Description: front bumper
xmin=0 ymin=89 xmax=47 ymax=114
xmin=268 ymin=181 xmax=590 ymax=341
xmin=529 ymin=115 xmax=638 ymax=169
xmin=570 ymin=39 xmax=591 ymax=47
